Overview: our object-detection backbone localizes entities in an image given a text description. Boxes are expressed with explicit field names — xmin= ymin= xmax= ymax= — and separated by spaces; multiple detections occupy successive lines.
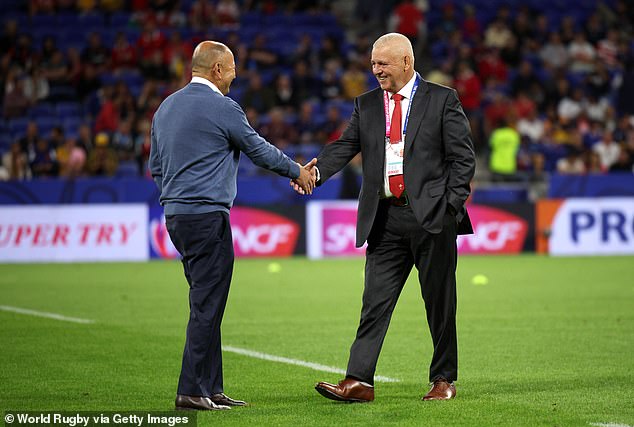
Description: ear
xmin=212 ymin=62 xmax=222 ymax=78
xmin=404 ymin=55 xmax=411 ymax=71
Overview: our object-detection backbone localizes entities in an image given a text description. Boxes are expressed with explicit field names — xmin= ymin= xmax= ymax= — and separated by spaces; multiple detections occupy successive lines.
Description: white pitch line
xmin=590 ymin=423 xmax=634 ymax=427
xmin=0 ymin=305 xmax=95 ymax=324
xmin=223 ymin=345 xmax=400 ymax=383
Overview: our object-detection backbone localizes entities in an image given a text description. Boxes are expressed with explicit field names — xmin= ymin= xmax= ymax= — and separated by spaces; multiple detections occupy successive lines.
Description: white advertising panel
xmin=307 ymin=201 xmax=366 ymax=259
xmin=549 ymin=197 xmax=634 ymax=256
xmin=0 ymin=205 xmax=149 ymax=262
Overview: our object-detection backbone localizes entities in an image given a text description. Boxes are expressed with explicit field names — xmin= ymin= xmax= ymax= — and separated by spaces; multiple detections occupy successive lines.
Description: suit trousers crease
xmin=165 ymin=211 xmax=234 ymax=397
xmin=346 ymin=202 xmax=458 ymax=384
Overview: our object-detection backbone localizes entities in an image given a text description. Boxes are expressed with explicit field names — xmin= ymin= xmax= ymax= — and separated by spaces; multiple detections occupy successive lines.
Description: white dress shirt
xmin=383 ymin=73 xmax=417 ymax=197
xmin=191 ymin=76 xmax=223 ymax=95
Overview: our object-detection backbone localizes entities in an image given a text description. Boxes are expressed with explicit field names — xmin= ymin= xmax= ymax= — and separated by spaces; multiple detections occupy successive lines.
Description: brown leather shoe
xmin=422 ymin=379 xmax=456 ymax=401
xmin=175 ymin=394 xmax=230 ymax=410
xmin=211 ymin=393 xmax=247 ymax=407
xmin=315 ymin=378 xmax=374 ymax=402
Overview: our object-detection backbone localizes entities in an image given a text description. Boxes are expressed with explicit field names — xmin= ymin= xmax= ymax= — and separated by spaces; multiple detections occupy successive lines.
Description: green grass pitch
xmin=1 ymin=255 xmax=633 ymax=426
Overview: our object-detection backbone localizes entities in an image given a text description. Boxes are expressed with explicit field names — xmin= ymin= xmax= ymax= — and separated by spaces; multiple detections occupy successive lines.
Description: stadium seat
xmin=7 ymin=118 xmax=30 ymax=139
xmin=29 ymin=103 xmax=56 ymax=118
xmin=56 ymin=102 xmax=83 ymax=118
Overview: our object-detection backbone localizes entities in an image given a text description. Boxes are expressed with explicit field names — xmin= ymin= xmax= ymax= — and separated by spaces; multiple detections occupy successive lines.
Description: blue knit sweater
xmin=149 ymin=82 xmax=300 ymax=215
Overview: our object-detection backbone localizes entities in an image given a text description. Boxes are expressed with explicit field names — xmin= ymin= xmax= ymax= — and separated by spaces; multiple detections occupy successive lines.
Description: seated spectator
xmin=57 ymin=137 xmax=86 ymax=178
xmin=341 ymin=60 xmax=368 ymax=100
xmin=247 ymin=34 xmax=278 ymax=70
xmin=608 ymin=149 xmax=633 ymax=173
xmin=478 ymin=48 xmax=508 ymax=83
xmin=585 ymin=151 xmax=605 ymax=174
xmin=242 ymin=73 xmax=276 ymax=114
xmin=259 ymin=107 xmax=298 ymax=149
xmin=81 ymin=32 xmax=110 ymax=74
xmin=137 ymin=19 xmax=167 ymax=70
xmin=18 ymin=121 xmax=39 ymax=156
xmin=273 ymin=73 xmax=300 ymax=112
xmin=540 ymin=31 xmax=569 ymax=72
xmin=22 ymin=66 xmax=49 ymax=103
xmin=30 ymin=138 xmax=59 ymax=178
xmin=295 ymin=101 xmax=320 ymax=144
xmin=163 ymin=32 xmax=193 ymax=80
xmin=111 ymin=120 xmax=135 ymax=160
xmin=1 ymin=142 xmax=31 ymax=181
xmin=558 ymin=87 xmax=585 ymax=123
xmin=48 ymin=126 xmax=66 ymax=150
xmin=111 ymin=32 xmax=138 ymax=72
xmin=388 ymin=0 xmax=425 ymax=47
xmin=460 ymin=4 xmax=481 ymax=43
xmin=484 ymin=18 xmax=513 ymax=50
xmin=291 ymin=60 xmax=318 ymax=103
xmin=188 ymin=0 xmax=215 ymax=31
xmin=593 ymin=131 xmax=621 ymax=170
xmin=557 ymin=147 xmax=586 ymax=174
xmin=517 ymin=108 xmax=545 ymax=143
xmin=216 ymin=0 xmax=240 ymax=28
xmin=3 ymin=70 xmax=32 ymax=118
xmin=94 ymin=87 xmax=120 ymax=133
xmin=86 ymin=133 xmax=118 ymax=176
xmin=568 ymin=32 xmax=596 ymax=74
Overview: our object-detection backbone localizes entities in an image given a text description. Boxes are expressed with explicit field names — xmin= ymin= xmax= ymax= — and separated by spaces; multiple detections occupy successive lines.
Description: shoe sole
xmin=314 ymin=385 xmax=371 ymax=403
xmin=175 ymin=405 xmax=230 ymax=411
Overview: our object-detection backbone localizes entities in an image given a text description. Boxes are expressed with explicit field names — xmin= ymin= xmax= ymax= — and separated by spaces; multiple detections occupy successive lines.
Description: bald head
xmin=192 ymin=41 xmax=236 ymax=95
xmin=192 ymin=41 xmax=230 ymax=74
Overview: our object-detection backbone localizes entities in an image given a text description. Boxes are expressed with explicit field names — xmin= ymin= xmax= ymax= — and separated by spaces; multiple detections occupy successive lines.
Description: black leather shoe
xmin=211 ymin=393 xmax=247 ymax=406
xmin=175 ymin=394 xmax=230 ymax=410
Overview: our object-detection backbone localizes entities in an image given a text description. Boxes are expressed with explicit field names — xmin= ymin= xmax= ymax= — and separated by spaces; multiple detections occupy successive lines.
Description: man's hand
xmin=291 ymin=158 xmax=317 ymax=195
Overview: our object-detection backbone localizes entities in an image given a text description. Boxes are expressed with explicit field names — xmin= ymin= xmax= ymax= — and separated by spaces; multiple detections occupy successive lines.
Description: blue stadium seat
xmin=56 ymin=102 xmax=82 ymax=118
xmin=7 ymin=118 xmax=30 ymax=138
xmin=109 ymin=12 xmax=131 ymax=28
xmin=62 ymin=117 xmax=83 ymax=135
xmin=35 ymin=116 xmax=60 ymax=135
xmin=30 ymin=14 xmax=57 ymax=28
xmin=29 ymin=103 xmax=56 ymax=118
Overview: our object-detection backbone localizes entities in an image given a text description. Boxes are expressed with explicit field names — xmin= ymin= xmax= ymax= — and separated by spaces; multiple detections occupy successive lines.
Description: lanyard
xmin=384 ymin=74 xmax=420 ymax=139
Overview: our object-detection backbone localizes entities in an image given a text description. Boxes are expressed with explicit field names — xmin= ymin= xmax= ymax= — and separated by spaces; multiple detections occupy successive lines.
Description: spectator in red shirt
xmin=453 ymin=60 xmax=482 ymax=112
xmin=137 ymin=19 xmax=166 ymax=67
xmin=111 ymin=32 xmax=137 ymax=72
xmin=389 ymin=0 xmax=425 ymax=47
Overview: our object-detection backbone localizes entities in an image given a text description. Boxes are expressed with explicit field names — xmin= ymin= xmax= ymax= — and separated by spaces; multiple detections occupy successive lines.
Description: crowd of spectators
xmin=1 ymin=0 xmax=633 ymax=183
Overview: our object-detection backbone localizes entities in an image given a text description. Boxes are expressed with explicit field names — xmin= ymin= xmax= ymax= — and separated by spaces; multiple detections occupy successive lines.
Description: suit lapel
xmin=367 ymin=88 xmax=386 ymax=161
xmin=404 ymin=78 xmax=430 ymax=154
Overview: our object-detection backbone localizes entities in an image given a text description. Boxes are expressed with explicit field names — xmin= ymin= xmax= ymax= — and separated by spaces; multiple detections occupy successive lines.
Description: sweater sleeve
xmin=225 ymin=99 xmax=300 ymax=179
xmin=148 ymin=118 xmax=163 ymax=192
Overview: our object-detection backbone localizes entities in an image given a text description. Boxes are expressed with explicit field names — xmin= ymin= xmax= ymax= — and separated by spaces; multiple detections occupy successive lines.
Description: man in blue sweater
xmin=149 ymin=41 xmax=315 ymax=411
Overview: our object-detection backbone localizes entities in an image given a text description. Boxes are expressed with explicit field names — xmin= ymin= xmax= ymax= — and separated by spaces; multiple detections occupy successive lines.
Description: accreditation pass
xmin=386 ymin=138 xmax=405 ymax=176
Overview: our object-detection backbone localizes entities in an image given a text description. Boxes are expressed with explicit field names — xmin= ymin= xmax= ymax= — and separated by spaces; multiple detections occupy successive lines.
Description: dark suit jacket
xmin=317 ymin=78 xmax=476 ymax=247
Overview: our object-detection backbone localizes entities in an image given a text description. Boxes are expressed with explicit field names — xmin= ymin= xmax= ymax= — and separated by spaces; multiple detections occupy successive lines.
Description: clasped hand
xmin=291 ymin=158 xmax=317 ymax=195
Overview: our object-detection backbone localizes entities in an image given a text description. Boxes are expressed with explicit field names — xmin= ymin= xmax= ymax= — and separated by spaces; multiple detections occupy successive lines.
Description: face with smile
xmin=371 ymin=36 xmax=414 ymax=94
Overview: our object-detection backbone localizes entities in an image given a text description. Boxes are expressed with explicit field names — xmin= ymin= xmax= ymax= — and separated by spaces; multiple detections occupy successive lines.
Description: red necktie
xmin=389 ymin=93 xmax=405 ymax=198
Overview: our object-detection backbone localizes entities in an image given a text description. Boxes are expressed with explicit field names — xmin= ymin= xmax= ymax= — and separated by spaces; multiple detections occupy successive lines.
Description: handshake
xmin=290 ymin=158 xmax=318 ymax=195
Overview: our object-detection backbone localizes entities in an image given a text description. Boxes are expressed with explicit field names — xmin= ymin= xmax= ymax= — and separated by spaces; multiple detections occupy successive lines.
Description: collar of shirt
xmin=191 ymin=76 xmax=223 ymax=95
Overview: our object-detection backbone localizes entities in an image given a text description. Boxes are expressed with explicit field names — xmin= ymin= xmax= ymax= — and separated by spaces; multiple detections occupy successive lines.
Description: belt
xmin=386 ymin=194 xmax=409 ymax=207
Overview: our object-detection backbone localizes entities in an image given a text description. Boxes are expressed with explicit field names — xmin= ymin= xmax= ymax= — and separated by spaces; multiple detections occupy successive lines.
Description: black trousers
xmin=165 ymin=211 xmax=234 ymax=397
xmin=346 ymin=201 xmax=458 ymax=384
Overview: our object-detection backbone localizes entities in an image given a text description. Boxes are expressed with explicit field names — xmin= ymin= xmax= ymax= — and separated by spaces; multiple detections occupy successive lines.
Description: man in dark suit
xmin=294 ymin=33 xmax=475 ymax=401
xmin=150 ymin=41 xmax=315 ymax=411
